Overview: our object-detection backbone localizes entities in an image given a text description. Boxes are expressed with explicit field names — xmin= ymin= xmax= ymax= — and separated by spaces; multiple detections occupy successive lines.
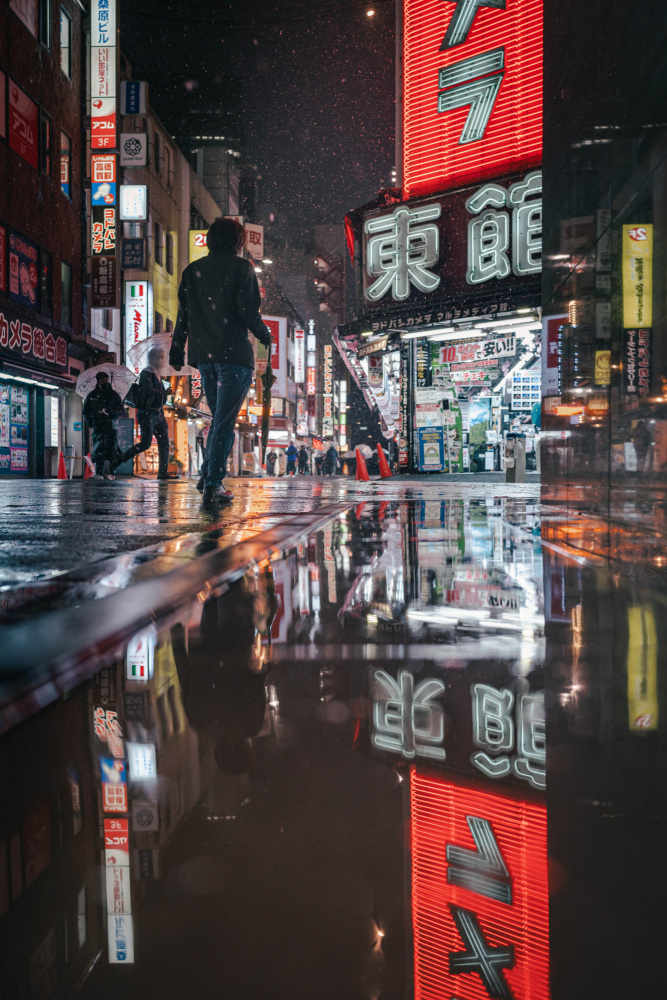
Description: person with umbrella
xmin=169 ymin=217 xmax=272 ymax=502
xmin=324 ymin=443 xmax=339 ymax=476
xmin=114 ymin=347 xmax=177 ymax=480
xmin=82 ymin=372 xmax=125 ymax=479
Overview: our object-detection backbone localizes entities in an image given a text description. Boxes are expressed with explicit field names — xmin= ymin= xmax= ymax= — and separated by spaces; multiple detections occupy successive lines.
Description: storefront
xmin=0 ymin=303 xmax=74 ymax=477
xmin=340 ymin=173 xmax=542 ymax=473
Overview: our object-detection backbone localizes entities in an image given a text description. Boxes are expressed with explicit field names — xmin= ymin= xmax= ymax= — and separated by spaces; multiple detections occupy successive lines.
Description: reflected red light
xmin=411 ymin=770 xmax=549 ymax=1000
xmin=403 ymin=0 xmax=543 ymax=199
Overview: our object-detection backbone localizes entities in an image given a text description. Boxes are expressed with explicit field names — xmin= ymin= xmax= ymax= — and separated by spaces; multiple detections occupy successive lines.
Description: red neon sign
xmin=403 ymin=0 xmax=543 ymax=199
xmin=411 ymin=770 xmax=549 ymax=1000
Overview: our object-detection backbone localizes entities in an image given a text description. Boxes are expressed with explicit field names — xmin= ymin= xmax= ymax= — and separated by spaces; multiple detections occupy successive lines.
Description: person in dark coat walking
xmin=286 ymin=440 xmax=298 ymax=476
xmin=298 ymin=445 xmax=309 ymax=475
xmin=82 ymin=372 xmax=124 ymax=478
xmin=324 ymin=444 xmax=339 ymax=476
xmin=169 ymin=217 xmax=272 ymax=502
xmin=115 ymin=347 xmax=176 ymax=479
xmin=265 ymin=449 xmax=277 ymax=476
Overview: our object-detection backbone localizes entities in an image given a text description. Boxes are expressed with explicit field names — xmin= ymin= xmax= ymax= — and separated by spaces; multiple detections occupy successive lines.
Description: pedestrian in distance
xmin=265 ymin=449 xmax=277 ymax=476
xmin=82 ymin=371 xmax=125 ymax=479
xmin=169 ymin=217 xmax=273 ymax=502
xmin=115 ymin=347 xmax=177 ymax=480
xmin=277 ymin=450 xmax=287 ymax=476
xmin=324 ymin=444 xmax=339 ymax=476
xmin=298 ymin=444 xmax=309 ymax=475
xmin=286 ymin=440 xmax=298 ymax=476
xmin=314 ymin=453 xmax=323 ymax=476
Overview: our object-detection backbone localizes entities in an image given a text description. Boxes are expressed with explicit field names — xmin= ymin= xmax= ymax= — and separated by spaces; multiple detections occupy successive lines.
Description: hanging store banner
xmin=411 ymin=772 xmax=549 ymax=1000
xmin=294 ymin=327 xmax=305 ymax=382
xmin=120 ymin=133 xmax=148 ymax=167
xmin=402 ymin=0 xmax=542 ymax=199
xmin=622 ymin=225 xmax=653 ymax=328
xmin=245 ymin=223 xmax=264 ymax=260
xmin=121 ymin=238 xmax=146 ymax=270
xmin=8 ymin=80 xmax=38 ymax=170
xmin=91 ymin=207 xmax=117 ymax=256
xmin=622 ymin=328 xmax=651 ymax=398
xmin=91 ymin=0 xmax=117 ymax=148
xmin=92 ymin=256 xmax=118 ymax=308
xmin=124 ymin=282 xmax=152 ymax=368
xmin=262 ymin=316 xmax=287 ymax=398
xmin=594 ymin=349 xmax=611 ymax=386
xmin=91 ymin=98 xmax=116 ymax=150
xmin=361 ymin=172 xmax=541 ymax=310
xmin=120 ymin=81 xmax=147 ymax=115
xmin=8 ymin=231 xmax=39 ymax=311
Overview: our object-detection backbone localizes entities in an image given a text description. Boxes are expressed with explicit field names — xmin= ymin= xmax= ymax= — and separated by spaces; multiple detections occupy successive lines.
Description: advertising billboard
xmin=124 ymin=281 xmax=152 ymax=369
xmin=402 ymin=0 xmax=542 ymax=199
xmin=622 ymin=225 xmax=653 ymax=328
xmin=8 ymin=80 xmax=38 ymax=169
xmin=262 ymin=315 xmax=287 ymax=398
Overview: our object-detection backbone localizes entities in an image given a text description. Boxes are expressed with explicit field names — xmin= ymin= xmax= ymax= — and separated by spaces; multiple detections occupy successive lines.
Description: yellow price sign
xmin=188 ymin=230 xmax=208 ymax=263
xmin=594 ymin=349 xmax=611 ymax=385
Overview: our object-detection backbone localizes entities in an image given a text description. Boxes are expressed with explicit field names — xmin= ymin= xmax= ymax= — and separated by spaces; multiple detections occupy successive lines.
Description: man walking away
xmin=115 ymin=347 xmax=176 ymax=480
xmin=298 ymin=444 xmax=309 ymax=475
xmin=324 ymin=444 xmax=339 ymax=476
xmin=286 ymin=440 xmax=298 ymax=476
xmin=266 ymin=449 xmax=277 ymax=476
xmin=169 ymin=217 xmax=272 ymax=502
xmin=83 ymin=372 xmax=125 ymax=479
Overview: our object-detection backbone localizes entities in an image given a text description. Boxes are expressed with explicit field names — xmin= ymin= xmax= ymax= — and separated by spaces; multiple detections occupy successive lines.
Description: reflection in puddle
xmin=0 ymin=498 xmax=660 ymax=997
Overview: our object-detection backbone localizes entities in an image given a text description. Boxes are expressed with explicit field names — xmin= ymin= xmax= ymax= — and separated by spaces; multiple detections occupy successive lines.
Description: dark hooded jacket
xmin=170 ymin=250 xmax=272 ymax=370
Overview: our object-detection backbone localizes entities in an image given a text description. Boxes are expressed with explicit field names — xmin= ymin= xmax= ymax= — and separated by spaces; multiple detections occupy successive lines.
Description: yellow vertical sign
xmin=627 ymin=604 xmax=658 ymax=731
xmin=188 ymin=230 xmax=209 ymax=263
xmin=622 ymin=224 xmax=653 ymax=327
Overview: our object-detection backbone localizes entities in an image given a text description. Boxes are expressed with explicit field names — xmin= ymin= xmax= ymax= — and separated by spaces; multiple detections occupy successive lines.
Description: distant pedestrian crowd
xmin=264 ymin=443 xmax=339 ymax=477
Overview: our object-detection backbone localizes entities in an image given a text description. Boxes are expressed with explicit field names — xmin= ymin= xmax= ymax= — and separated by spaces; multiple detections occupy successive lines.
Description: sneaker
xmin=196 ymin=477 xmax=205 ymax=493
xmin=202 ymin=485 xmax=234 ymax=502
xmin=103 ymin=474 xmax=116 ymax=480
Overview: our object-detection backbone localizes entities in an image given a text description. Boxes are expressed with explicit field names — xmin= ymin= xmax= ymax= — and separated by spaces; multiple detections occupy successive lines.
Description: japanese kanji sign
xmin=91 ymin=206 xmax=117 ymax=257
xmin=403 ymin=0 xmax=542 ymax=198
xmin=0 ymin=306 xmax=68 ymax=371
xmin=411 ymin=773 xmax=549 ymax=1000
xmin=622 ymin=328 xmax=651 ymax=398
xmin=361 ymin=172 xmax=541 ymax=307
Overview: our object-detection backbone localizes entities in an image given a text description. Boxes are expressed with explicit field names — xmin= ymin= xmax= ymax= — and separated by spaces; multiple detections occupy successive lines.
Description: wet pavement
xmin=0 ymin=476 xmax=540 ymax=588
xmin=0 ymin=494 xmax=662 ymax=998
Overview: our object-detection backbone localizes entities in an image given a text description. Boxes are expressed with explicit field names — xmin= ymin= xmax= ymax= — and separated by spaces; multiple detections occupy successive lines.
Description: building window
xmin=60 ymin=132 xmax=71 ymax=197
xmin=40 ymin=250 xmax=53 ymax=317
xmin=40 ymin=112 xmax=52 ymax=177
xmin=154 ymin=221 xmax=163 ymax=266
xmin=39 ymin=0 xmax=52 ymax=50
xmin=165 ymin=318 xmax=173 ymax=333
xmin=60 ymin=9 xmax=71 ymax=78
xmin=165 ymin=146 xmax=172 ymax=187
xmin=61 ymin=261 xmax=72 ymax=326
xmin=166 ymin=232 xmax=174 ymax=275
xmin=154 ymin=131 xmax=161 ymax=175
xmin=9 ymin=0 xmax=37 ymax=36
xmin=154 ymin=311 xmax=163 ymax=333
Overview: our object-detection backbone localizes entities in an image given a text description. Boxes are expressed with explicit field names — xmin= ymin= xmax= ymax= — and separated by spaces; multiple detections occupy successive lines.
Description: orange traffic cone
xmin=342 ymin=462 xmax=349 ymax=476
xmin=57 ymin=452 xmax=68 ymax=479
xmin=377 ymin=443 xmax=392 ymax=479
xmin=355 ymin=448 xmax=370 ymax=482
xmin=84 ymin=454 xmax=96 ymax=479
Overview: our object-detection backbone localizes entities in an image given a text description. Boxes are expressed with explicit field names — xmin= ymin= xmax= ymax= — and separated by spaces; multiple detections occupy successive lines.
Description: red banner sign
xmin=403 ymin=0 xmax=542 ymax=199
xmin=8 ymin=80 xmax=38 ymax=169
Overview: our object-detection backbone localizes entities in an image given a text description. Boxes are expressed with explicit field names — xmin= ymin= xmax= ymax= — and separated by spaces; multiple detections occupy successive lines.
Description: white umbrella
xmin=356 ymin=444 xmax=373 ymax=459
xmin=127 ymin=333 xmax=199 ymax=377
xmin=75 ymin=364 xmax=137 ymax=400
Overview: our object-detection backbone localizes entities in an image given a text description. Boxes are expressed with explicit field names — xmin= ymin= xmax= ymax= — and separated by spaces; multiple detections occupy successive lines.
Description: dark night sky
xmin=121 ymin=1 xmax=396 ymax=243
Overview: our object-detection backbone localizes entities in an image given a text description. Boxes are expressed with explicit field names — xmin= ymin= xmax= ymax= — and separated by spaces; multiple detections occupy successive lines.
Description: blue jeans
xmin=198 ymin=363 xmax=253 ymax=488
